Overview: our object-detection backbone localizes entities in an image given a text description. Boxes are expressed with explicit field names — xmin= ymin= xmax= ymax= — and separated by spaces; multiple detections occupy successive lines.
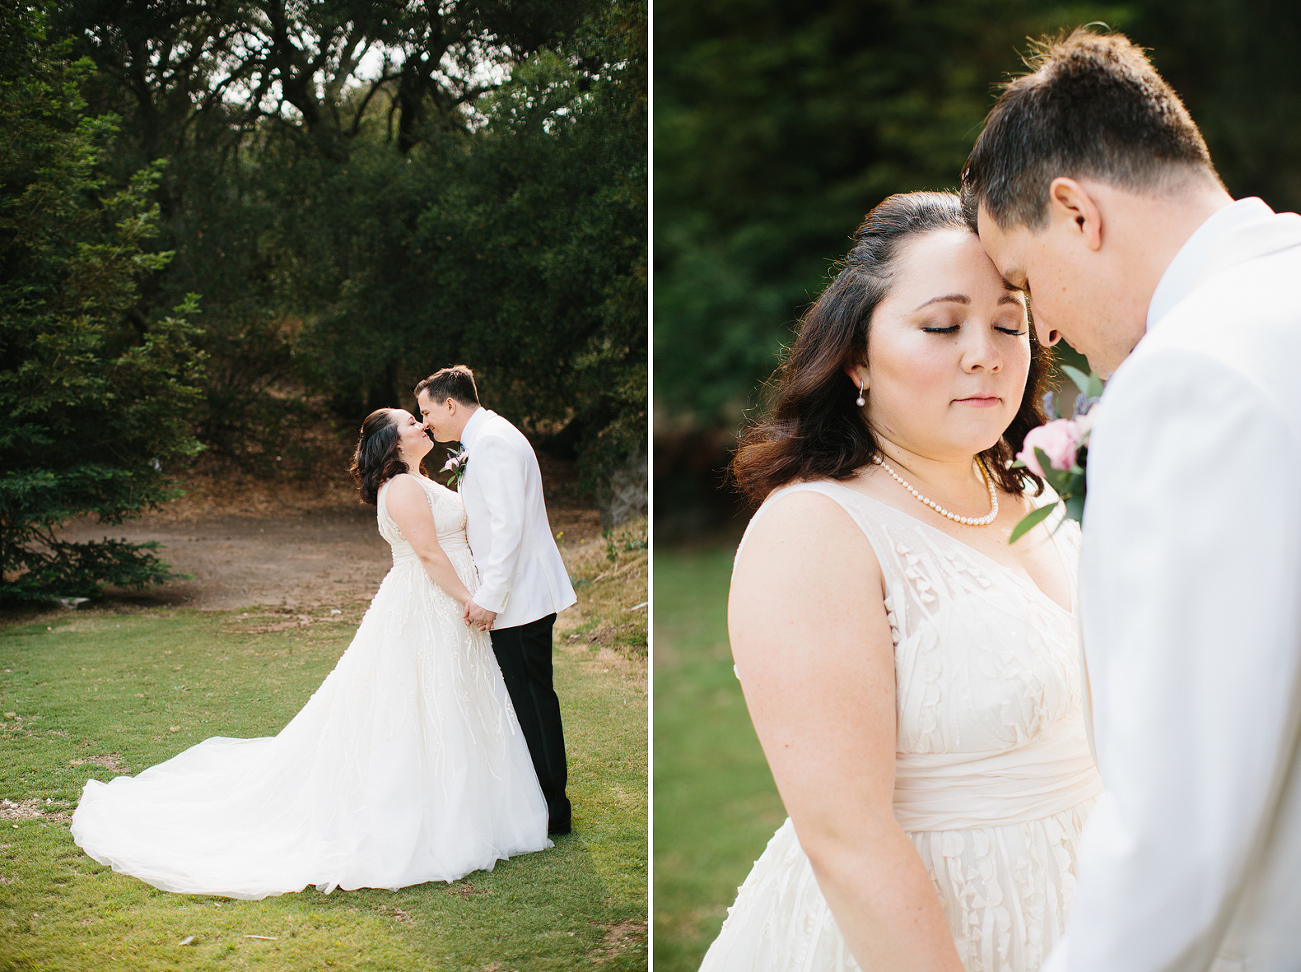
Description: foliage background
xmin=56 ymin=0 xmax=648 ymax=484
xmin=2 ymin=0 xmax=647 ymax=602
xmin=653 ymin=0 xmax=1301 ymax=539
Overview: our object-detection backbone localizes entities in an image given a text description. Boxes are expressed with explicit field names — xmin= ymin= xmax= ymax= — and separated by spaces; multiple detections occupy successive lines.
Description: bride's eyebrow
xmin=913 ymin=293 xmax=969 ymax=310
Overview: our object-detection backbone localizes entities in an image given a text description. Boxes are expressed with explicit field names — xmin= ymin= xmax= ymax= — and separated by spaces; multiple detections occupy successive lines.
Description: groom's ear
xmin=1047 ymin=177 xmax=1103 ymax=252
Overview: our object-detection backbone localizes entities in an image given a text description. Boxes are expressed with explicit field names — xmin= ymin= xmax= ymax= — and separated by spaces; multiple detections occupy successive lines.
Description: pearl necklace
xmin=872 ymin=455 xmax=998 ymax=526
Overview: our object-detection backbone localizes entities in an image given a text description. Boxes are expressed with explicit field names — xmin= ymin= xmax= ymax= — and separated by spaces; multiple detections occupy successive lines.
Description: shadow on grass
xmin=0 ymin=604 xmax=646 ymax=971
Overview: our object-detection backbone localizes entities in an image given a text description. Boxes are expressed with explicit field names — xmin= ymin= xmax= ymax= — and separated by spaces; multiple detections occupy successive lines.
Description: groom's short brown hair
xmin=415 ymin=365 xmax=479 ymax=406
xmin=961 ymin=27 xmax=1221 ymax=231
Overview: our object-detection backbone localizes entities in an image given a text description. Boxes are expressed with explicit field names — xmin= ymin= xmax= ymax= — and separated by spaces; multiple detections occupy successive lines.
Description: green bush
xmin=0 ymin=4 xmax=204 ymax=604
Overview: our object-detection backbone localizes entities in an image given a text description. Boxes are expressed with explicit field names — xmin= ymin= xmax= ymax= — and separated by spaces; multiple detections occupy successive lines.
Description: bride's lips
xmin=954 ymin=396 xmax=1001 ymax=407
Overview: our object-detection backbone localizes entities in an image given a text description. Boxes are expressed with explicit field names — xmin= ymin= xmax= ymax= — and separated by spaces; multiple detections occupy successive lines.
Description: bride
xmin=702 ymin=192 xmax=1101 ymax=971
xmin=70 ymin=408 xmax=551 ymax=898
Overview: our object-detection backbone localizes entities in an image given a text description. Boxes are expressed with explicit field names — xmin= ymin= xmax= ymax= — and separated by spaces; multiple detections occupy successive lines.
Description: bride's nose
xmin=961 ymin=328 xmax=1001 ymax=372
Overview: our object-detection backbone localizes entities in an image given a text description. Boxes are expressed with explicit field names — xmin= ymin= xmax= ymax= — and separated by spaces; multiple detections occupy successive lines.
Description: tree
xmin=47 ymin=0 xmax=611 ymax=465
xmin=0 ymin=3 xmax=204 ymax=604
xmin=48 ymin=0 xmax=645 ymax=520
xmin=292 ymin=1 xmax=648 ymax=522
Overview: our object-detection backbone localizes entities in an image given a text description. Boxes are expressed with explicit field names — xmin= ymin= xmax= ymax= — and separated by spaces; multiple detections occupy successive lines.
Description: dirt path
xmin=54 ymin=468 xmax=604 ymax=611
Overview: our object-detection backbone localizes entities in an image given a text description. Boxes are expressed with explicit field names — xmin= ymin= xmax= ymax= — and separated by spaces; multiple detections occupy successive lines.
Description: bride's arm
xmin=385 ymin=475 xmax=474 ymax=607
xmin=729 ymin=490 xmax=963 ymax=971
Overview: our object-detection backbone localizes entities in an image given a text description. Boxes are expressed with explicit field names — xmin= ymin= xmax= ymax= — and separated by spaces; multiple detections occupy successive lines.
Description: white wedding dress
xmin=701 ymin=481 xmax=1102 ymax=972
xmin=71 ymin=475 xmax=551 ymax=899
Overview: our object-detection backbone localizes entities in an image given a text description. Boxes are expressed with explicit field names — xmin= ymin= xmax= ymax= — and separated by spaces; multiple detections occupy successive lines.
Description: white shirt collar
xmin=1146 ymin=197 xmax=1275 ymax=331
xmin=459 ymin=406 xmax=491 ymax=449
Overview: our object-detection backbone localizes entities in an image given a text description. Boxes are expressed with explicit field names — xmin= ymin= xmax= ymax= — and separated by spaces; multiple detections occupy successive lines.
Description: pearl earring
xmin=855 ymin=381 xmax=866 ymax=407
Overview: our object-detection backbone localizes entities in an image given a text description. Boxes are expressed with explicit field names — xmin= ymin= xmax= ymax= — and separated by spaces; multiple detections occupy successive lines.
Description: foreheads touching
xmin=729 ymin=190 xmax=1049 ymax=506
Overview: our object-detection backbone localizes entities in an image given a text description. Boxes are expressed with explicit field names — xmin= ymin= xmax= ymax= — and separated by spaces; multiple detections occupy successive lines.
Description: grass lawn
xmin=0 ymin=533 xmax=646 ymax=972
xmin=652 ymin=547 xmax=784 ymax=972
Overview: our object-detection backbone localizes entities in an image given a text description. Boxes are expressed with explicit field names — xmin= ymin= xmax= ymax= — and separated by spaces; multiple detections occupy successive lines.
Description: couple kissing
xmin=70 ymin=365 xmax=577 ymax=897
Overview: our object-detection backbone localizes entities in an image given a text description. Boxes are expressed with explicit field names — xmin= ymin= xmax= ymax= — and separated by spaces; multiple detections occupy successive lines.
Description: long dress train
xmin=701 ymin=481 xmax=1102 ymax=972
xmin=70 ymin=475 xmax=551 ymax=899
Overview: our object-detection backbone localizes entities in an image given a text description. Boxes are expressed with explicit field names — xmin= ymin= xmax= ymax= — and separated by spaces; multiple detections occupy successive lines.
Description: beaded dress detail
xmin=71 ymin=475 xmax=550 ymax=899
xmin=700 ymin=481 xmax=1101 ymax=972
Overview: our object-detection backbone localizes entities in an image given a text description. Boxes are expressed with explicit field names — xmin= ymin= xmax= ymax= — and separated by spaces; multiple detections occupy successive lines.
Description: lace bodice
xmin=376 ymin=475 xmax=471 ymax=561
xmin=749 ymin=481 xmax=1097 ymax=830
xmin=704 ymin=479 xmax=1102 ymax=972
xmin=877 ymin=507 xmax=1081 ymax=758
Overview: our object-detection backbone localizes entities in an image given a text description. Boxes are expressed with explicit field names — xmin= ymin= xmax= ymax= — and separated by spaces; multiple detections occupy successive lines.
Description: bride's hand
xmin=463 ymin=599 xmax=497 ymax=631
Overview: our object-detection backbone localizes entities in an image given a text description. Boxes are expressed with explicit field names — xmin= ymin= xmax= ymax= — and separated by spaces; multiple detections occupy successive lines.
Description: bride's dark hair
xmin=350 ymin=409 xmax=418 ymax=505
xmin=731 ymin=191 xmax=1050 ymax=508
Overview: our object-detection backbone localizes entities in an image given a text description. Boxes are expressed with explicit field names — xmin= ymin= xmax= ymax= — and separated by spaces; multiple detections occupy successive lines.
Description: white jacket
xmin=1046 ymin=198 xmax=1301 ymax=971
xmin=458 ymin=407 xmax=577 ymax=629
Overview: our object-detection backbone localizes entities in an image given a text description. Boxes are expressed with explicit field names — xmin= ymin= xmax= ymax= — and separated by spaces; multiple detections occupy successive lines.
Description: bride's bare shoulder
xmin=383 ymin=473 xmax=432 ymax=505
xmin=751 ymin=481 xmax=858 ymax=528
xmin=730 ymin=482 xmax=886 ymax=628
xmin=737 ymin=482 xmax=874 ymax=572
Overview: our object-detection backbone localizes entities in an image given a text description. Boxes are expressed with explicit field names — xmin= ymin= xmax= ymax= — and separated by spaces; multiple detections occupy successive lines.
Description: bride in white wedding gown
xmin=70 ymin=408 xmax=551 ymax=899
xmin=705 ymin=192 xmax=1101 ymax=971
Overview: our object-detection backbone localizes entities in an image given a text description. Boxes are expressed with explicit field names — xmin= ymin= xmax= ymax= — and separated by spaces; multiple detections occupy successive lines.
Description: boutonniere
xmin=1009 ymin=365 xmax=1103 ymax=543
xmin=442 ymin=447 xmax=468 ymax=487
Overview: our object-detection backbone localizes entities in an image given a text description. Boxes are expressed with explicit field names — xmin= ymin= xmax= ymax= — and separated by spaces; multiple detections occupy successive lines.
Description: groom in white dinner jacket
xmin=964 ymin=28 xmax=1301 ymax=972
xmin=416 ymin=365 xmax=578 ymax=835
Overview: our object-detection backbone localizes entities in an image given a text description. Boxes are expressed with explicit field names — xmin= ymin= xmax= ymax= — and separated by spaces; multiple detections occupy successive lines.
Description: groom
xmin=416 ymin=365 xmax=578 ymax=835
xmin=963 ymin=28 xmax=1301 ymax=971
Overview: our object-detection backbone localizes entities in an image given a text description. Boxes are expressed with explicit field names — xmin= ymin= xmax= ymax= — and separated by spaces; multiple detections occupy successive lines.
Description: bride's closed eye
xmin=921 ymin=323 xmax=1026 ymax=336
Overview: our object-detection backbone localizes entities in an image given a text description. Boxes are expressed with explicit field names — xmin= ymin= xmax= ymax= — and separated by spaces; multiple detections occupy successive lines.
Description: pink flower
xmin=1018 ymin=418 xmax=1082 ymax=477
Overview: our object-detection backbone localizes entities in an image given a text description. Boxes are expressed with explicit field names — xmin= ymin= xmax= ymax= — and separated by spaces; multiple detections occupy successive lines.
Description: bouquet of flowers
xmin=1008 ymin=365 xmax=1104 ymax=544
xmin=442 ymin=447 xmax=468 ymax=487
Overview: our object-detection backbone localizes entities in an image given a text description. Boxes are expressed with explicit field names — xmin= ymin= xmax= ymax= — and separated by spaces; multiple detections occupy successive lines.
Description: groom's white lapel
xmin=456 ymin=405 xmax=491 ymax=495
xmin=456 ymin=407 xmax=577 ymax=629
xmin=1059 ymin=199 xmax=1301 ymax=972
xmin=1147 ymin=197 xmax=1301 ymax=330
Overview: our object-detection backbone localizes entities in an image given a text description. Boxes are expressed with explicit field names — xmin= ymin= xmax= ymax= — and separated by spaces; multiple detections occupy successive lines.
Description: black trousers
xmin=490 ymin=613 xmax=571 ymax=830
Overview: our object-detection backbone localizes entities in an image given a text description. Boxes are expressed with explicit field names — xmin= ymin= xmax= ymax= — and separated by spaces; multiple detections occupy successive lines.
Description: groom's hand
xmin=464 ymin=600 xmax=497 ymax=631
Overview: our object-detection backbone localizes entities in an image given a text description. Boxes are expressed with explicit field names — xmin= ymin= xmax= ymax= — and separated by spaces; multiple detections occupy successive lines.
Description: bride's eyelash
xmin=923 ymin=323 xmax=1026 ymax=336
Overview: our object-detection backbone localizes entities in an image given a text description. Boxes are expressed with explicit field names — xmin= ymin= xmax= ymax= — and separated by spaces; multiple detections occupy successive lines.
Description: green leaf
xmin=1061 ymin=365 xmax=1091 ymax=397
xmin=1035 ymin=448 xmax=1073 ymax=493
xmin=1087 ymin=372 xmax=1105 ymax=399
xmin=1009 ymin=501 xmax=1058 ymax=544
xmin=1063 ymin=493 xmax=1086 ymax=522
